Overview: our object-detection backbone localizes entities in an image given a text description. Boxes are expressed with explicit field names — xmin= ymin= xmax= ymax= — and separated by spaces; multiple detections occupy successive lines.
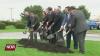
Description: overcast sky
xmin=0 ymin=0 xmax=100 ymax=21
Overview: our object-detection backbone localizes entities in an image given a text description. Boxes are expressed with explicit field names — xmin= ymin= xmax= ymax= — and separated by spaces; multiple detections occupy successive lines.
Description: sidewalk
xmin=0 ymin=32 xmax=100 ymax=41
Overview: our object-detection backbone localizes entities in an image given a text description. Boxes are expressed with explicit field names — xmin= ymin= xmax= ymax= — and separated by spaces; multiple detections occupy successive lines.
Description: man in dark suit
xmin=42 ymin=7 xmax=55 ymax=41
xmin=68 ymin=6 xmax=88 ymax=54
xmin=60 ymin=7 xmax=78 ymax=50
xmin=27 ymin=12 xmax=40 ymax=42
xmin=50 ymin=7 xmax=64 ymax=45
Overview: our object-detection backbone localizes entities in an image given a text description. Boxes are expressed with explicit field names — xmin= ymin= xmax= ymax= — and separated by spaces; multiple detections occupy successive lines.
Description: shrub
xmin=6 ymin=25 xmax=16 ymax=29
xmin=1 ymin=21 xmax=15 ymax=26
xmin=0 ymin=22 xmax=6 ymax=29
xmin=14 ymin=22 xmax=25 ymax=29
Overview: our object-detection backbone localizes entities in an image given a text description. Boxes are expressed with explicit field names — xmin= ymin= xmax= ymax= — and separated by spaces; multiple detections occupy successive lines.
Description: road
xmin=0 ymin=32 xmax=100 ymax=41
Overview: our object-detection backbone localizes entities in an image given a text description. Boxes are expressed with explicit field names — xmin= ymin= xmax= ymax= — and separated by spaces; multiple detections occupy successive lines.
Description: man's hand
xmin=46 ymin=22 xmax=49 ymax=26
xmin=32 ymin=25 xmax=35 ymax=28
xmin=58 ymin=26 xmax=64 ymax=32
xmin=48 ymin=26 xmax=51 ymax=30
xmin=68 ymin=24 xmax=71 ymax=28
xmin=40 ymin=22 xmax=43 ymax=26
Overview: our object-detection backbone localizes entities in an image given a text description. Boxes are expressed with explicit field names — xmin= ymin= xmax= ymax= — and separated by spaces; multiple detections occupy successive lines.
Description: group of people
xmin=23 ymin=6 xmax=88 ymax=54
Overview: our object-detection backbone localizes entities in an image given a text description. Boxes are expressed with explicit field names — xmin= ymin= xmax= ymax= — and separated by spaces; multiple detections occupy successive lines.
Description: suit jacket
xmin=70 ymin=10 xmax=88 ymax=34
xmin=61 ymin=13 xmax=68 ymax=26
xmin=51 ymin=12 xmax=64 ymax=33
xmin=64 ymin=13 xmax=75 ymax=32
xmin=27 ymin=16 xmax=31 ymax=28
xmin=53 ymin=12 xmax=64 ymax=28
xmin=43 ymin=12 xmax=54 ymax=27
xmin=30 ymin=15 xmax=40 ymax=30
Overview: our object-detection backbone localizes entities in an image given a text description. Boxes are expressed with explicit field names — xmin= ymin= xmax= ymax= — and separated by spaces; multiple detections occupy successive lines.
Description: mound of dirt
xmin=17 ymin=38 xmax=74 ymax=53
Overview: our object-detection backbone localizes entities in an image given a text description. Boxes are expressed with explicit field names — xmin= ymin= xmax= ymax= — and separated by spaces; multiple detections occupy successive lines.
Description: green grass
xmin=0 ymin=29 xmax=100 ymax=34
xmin=0 ymin=29 xmax=25 ymax=33
xmin=0 ymin=25 xmax=25 ymax=32
xmin=87 ymin=30 xmax=100 ymax=34
xmin=0 ymin=25 xmax=100 ymax=34
xmin=0 ymin=39 xmax=100 ymax=56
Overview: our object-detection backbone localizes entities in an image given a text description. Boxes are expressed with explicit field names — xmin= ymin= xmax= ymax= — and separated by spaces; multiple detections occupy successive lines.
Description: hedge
xmin=14 ymin=22 xmax=26 ymax=29
xmin=0 ymin=22 xmax=6 ymax=29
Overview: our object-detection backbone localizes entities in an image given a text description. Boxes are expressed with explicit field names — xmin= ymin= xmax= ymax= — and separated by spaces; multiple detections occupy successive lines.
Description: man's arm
xmin=31 ymin=15 xmax=38 ymax=27
xmin=58 ymin=14 xmax=68 ymax=32
xmin=61 ymin=14 xmax=68 ymax=26
xmin=68 ymin=15 xmax=76 ymax=29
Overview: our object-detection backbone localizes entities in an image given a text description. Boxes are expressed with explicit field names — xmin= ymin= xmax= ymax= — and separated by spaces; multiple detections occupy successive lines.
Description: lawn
xmin=0 ymin=25 xmax=25 ymax=33
xmin=87 ymin=30 xmax=100 ymax=34
xmin=0 ymin=29 xmax=25 ymax=33
xmin=0 ymin=39 xmax=100 ymax=56
xmin=0 ymin=29 xmax=100 ymax=34
xmin=0 ymin=25 xmax=100 ymax=34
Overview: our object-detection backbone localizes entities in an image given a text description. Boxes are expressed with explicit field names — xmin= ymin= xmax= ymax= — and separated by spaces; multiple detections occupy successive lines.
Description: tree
xmin=21 ymin=5 xmax=43 ymax=23
xmin=77 ymin=5 xmax=90 ymax=20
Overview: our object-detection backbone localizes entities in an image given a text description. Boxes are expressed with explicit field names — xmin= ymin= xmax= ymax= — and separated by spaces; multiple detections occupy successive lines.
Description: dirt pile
xmin=17 ymin=38 xmax=73 ymax=53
